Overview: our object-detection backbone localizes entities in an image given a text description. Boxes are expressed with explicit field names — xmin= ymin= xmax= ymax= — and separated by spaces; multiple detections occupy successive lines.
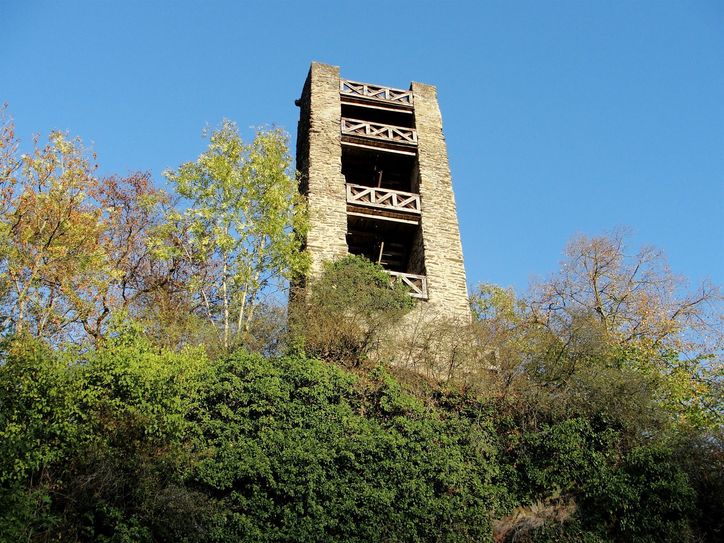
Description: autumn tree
xmin=0 ymin=113 xmax=167 ymax=343
xmin=154 ymin=121 xmax=308 ymax=350
xmin=528 ymin=231 xmax=722 ymax=357
xmin=469 ymin=234 xmax=723 ymax=541
xmin=0 ymin=130 xmax=107 ymax=339
xmin=0 ymin=106 xmax=20 ymax=323
xmin=0 ymin=105 xmax=20 ymax=212
xmin=470 ymin=231 xmax=722 ymax=432
xmin=81 ymin=172 xmax=168 ymax=341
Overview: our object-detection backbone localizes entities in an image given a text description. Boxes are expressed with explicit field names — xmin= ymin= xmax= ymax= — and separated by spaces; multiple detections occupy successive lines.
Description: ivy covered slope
xmin=0 ymin=327 xmax=500 ymax=543
xmin=1 ymin=323 xmax=720 ymax=543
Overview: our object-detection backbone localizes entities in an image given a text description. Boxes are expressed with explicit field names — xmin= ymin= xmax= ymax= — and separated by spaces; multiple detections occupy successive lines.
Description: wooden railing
xmin=388 ymin=271 xmax=428 ymax=300
xmin=346 ymin=183 xmax=421 ymax=214
xmin=340 ymin=79 xmax=413 ymax=106
xmin=341 ymin=118 xmax=417 ymax=145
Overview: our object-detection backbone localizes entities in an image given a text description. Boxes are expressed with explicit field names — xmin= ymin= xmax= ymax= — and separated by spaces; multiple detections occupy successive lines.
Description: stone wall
xmin=296 ymin=62 xmax=348 ymax=277
xmin=412 ymin=82 xmax=470 ymax=323
xmin=296 ymin=64 xmax=470 ymax=326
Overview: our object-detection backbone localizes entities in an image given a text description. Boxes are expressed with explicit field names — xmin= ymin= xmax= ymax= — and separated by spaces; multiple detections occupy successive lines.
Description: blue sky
xmin=3 ymin=0 xmax=723 ymax=294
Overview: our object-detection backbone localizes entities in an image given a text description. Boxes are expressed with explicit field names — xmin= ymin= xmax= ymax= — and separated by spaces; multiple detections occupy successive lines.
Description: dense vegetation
xmin=0 ymin=110 xmax=722 ymax=542
xmin=2 ymin=317 xmax=721 ymax=542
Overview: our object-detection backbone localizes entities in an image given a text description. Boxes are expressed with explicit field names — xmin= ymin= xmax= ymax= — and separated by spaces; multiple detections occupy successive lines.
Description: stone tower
xmin=295 ymin=62 xmax=469 ymax=322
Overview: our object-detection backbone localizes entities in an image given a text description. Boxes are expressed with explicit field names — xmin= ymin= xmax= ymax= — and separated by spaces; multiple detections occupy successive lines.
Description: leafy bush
xmin=493 ymin=413 xmax=700 ymax=542
xmin=1 ymin=328 xmax=502 ymax=542
xmin=0 ymin=327 xmax=211 ymax=542
xmin=188 ymin=350 xmax=499 ymax=542
xmin=585 ymin=445 xmax=696 ymax=543
xmin=0 ymin=298 xmax=718 ymax=542
xmin=290 ymin=255 xmax=414 ymax=365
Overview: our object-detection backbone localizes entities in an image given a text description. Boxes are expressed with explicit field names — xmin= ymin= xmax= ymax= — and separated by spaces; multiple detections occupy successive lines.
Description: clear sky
xmin=3 ymin=0 xmax=723 ymax=294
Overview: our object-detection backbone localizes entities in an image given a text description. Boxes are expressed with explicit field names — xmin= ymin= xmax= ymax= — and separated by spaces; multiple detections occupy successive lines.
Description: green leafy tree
xmin=154 ymin=122 xmax=308 ymax=350
xmin=0 ymin=330 xmax=502 ymax=542
xmin=291 ymin=255 xmax=414 ymax=365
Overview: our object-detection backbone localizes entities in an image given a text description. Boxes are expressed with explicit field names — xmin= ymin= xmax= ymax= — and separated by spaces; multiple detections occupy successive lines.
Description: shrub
xmin=585 ymin=445 xmax=697 ymax=543
xmin=290 ymin=255 xmax=414 ymax=365
xmin=0 ymin=327 xmax=212 ymax=542
xmin=189 ymin=350 xmax=500 ymax=542
xmin=0 ymin=329 xmax=503 ymax=542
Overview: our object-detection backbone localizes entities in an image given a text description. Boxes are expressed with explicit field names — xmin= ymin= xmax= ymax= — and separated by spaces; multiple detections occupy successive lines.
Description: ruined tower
xmin=295 ymin=62 xmax=469 ymax=322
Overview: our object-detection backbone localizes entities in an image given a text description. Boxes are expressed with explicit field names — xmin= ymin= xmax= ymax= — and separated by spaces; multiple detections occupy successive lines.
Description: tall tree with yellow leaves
xmin=154 ymin=121 xmax=308 ymax=350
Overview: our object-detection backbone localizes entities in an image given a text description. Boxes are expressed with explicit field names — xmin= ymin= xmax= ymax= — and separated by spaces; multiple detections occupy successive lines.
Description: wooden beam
xmin=341 ymin=140 xmax=417 ymax=157
xmin=340 ymin=96 xmax=414 ymax=114
xmin=347 ymin=211 xmax=419 ymax=226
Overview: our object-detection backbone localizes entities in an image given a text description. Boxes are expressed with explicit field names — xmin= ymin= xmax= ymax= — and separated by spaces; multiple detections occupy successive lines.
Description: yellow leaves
xmin=529 ymin=231 xmax=721 ymax=357
xmin=471 ymin=283 xmax=520 ymax=323
xmin=0 ymin=127 xmax=135 ymax=339
xmin=157 ymin=121 xmax=307 ymax=345
xmin=471 ymin=232 xmax=722 ymax=435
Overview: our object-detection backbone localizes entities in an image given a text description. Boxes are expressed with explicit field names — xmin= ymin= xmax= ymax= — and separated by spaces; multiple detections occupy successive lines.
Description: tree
xmin=0 ymin=130 xmax=107 ymax=340
xmin=528 ymin=231 xmax=722 ymax=357
xmin=0 ymin=117 xmax=168 ymax=344
xmin=154 ymin=121 xmax=308 ymax=350
xmin=0 ymin=105 xmax=20 ymax=212
xmin=0 ymin=333 xmax=501 ymax=543
xmin=467 ymin=235 xmax=721 ymax=542
xmin=81 ymin=172 xmax=167 ymax=341
xmin=469 ymin=231 xmax=723 ymax=432
xmin=291 ymin=255 xmax=414 ymax=365
xmin=528 ymin=232 xmax=722 ymax=428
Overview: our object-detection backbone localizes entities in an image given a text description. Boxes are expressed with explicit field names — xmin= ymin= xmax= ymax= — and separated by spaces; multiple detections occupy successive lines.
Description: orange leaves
xmin=0 ymin=115 xmax=166 ymax=342
xmin=529 ymin=231 xmax=721 ymax=356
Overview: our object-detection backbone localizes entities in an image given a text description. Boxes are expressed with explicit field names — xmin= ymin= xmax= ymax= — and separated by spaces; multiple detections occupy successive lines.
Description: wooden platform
xmin=340 ymin=79 xmax=414 ymax=108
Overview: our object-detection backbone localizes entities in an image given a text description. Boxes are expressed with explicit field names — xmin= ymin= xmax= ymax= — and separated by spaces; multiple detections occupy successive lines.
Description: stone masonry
xmin=295 ymin=63 xmax=348 ymax=276
xmin=295 ymin=62 xmax=470 ymax=325
xmin=411 ymin=82 xmax=470 ymax=321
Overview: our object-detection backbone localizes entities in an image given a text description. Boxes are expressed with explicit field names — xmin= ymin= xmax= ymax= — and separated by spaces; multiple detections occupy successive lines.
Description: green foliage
xmin=586 ymin=445 xmax=696 ymax=542
xmin=671 ymin=429 xmax=724 ymax=540
xmin=498 ymin=418 xmax=613 ymax=504
xmin=464 ymin=234 xmax=722 ymax=541
xmin=291 ymin=255 xmax=414 ymax=365
xmin=0 ymin=328 xmax=211 ymax=542
xmin=493 ymin=415 xmax=700 ymax=542
xmin=0 ymin=117 xmax=720 ymax=543
xmin=0 ymin=329 xmax=502 ymax=542
xmin=312 ymin=255 xmax=414 ymax=316
xmin=470 ymin=283 xmax=520 ymax=323
xmin=190 ymin=351 xmax=499 ymax=542
xmin=154 ymin=121 xmax=308 ymax=350
xmin=0 ymin=319 xmax=718 ymax=542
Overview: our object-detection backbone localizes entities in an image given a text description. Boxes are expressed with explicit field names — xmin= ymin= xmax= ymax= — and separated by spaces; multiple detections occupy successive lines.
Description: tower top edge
xmin=305 ymin=62 xmax=436 ymax=93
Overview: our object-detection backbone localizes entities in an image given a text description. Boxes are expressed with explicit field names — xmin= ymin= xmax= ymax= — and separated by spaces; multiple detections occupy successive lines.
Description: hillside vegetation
xmin=0 ymin=112 xmax=722 ymax=542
